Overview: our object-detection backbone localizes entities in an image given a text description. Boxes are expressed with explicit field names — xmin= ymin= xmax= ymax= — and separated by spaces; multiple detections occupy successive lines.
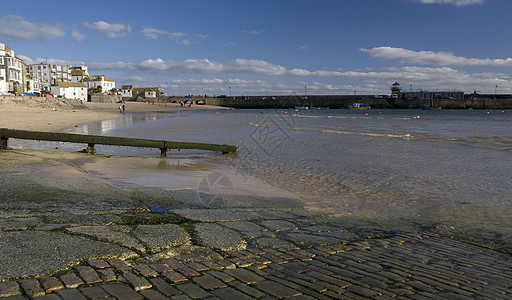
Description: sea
xmin=13 ymin=106 xmax=512 ymax=250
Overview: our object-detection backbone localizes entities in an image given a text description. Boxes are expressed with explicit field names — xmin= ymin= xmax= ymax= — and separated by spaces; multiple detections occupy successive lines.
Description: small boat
xmin=420 ymin=104 xmax=433 ymax=110
xmin=349 ymin=103 xmax=370 ymax=110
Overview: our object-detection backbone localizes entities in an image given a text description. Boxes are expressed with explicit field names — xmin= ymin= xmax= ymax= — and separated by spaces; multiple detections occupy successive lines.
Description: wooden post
xmin=160 ymin=148 xmax=168 ymax=157
xmin=86 ymin=143 xmax=96 ymax=154
xmin=0 ymin=137 xmax=8 ymax=149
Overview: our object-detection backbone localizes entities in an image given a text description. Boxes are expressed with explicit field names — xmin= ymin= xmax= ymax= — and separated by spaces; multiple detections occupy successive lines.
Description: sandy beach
xmin=0 ymin=100 xmax=219 ymax=132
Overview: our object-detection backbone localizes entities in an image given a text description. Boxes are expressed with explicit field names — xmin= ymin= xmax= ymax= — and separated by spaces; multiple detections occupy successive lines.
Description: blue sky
xmin=2 ymin=0 xmax=511 ymax=96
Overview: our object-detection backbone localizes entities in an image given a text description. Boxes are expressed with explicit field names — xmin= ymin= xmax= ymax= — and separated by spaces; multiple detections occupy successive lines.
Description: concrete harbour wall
xmin=202 ymin=95 xmax=512 ymax=110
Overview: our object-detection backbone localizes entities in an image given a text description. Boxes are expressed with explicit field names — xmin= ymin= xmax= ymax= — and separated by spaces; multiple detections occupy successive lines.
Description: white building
xmin=0 ymin=67 xmax=6 ymax=94
xmin=120 ymin=85 xmax=133 ymax=98
xmin=70 ymin=65 xmax=89 ymax=82
xmin=0 ymin=43 xmax=25 ymax=94
xmin=25 ymin=74 xmax=41 ymax=94
xmin=145 ymin=88 xmax=158 ymax=98
xmin=28 ymin=63 xmax=71 ymax=92
xmin=50 ymin=82 xmax=87 ymax=101
xmin=83 ymin=75 xmax=116 ymax=94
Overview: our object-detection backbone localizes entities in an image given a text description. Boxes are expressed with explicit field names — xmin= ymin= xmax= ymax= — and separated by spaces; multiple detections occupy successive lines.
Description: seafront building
xmin=25 ymin=74 xmax=41 ymax=94
xmin=27 ymin=63 xmax=71 ymax=92
xmin=0 ymin=43 xmax=26 ymax=95
xmin=50 ymin=82 xmax=88 ymax=101
xmin=121 ymin=86 xmax=162 ymax=100
xmin=82 ymin=75 xmax=116 ymax=94
xmin=70 ymin=66 xmax=89 ymax=82
xmin=0 ymin=43 xmax=116 ymax=99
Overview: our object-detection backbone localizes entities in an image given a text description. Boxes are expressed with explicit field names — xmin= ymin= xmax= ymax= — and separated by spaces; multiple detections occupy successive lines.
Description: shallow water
xmin=13 ymin=108 xmax=512 ymax=248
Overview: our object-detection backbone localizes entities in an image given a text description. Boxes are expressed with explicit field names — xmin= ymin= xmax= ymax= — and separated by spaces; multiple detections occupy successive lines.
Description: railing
xmin=0 ymin=128 xmax=237 ymax=157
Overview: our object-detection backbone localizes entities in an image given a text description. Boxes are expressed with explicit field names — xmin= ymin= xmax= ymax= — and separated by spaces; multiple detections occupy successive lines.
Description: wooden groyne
xmin=0 ymin=128 xmax=237 ymax=157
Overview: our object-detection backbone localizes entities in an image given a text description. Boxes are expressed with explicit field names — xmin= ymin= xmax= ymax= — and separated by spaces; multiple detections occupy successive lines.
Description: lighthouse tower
xmin=391 ymin=82 xmax=402 ymax=98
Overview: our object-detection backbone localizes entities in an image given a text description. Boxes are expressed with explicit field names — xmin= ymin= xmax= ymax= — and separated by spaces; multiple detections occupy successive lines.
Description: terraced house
xmin=0 ymin=43 xmax=25 ymax=95
xmin=27 ymin=63 xmax=71 ymax=92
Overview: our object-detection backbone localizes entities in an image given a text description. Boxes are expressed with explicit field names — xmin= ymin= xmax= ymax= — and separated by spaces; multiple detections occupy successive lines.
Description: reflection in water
xmin=66 ymin=113 xmax=165 ymax=136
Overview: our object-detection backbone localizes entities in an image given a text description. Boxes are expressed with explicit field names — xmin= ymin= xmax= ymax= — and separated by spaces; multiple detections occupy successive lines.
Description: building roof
xmin=55 ymin=82 xmax=87 ymax=88
xmin=121 ymin=85 xmax=133 ymax=90
xmin=83 ymin=75 xmax=115 ymax=82
xmin=71 ymin=69 xmax=87 ymax=76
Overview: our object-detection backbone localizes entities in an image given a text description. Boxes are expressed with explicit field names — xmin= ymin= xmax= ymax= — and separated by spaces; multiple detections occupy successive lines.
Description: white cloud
xmin=226 ymin=59 xmax=288 ymax=75
xmin=243 ymin=30 xmax=264 ymax=35
xmin=195 ymin=34 xmax=208 ymax=39
xmin=72 ymin=29 xmax=86 ymax=42
xmin=84 ymin=21 xmax=131 ymax=38
xmin=0 ymin=15 xmax=65 ymax=41
xmin=416 ymin=0 xmax=484 ymax=6
xmin=361 ymin=47 xmax=512 ymax=67
xmin=179 ymin=39 xmax=192 ymax=46
xmin=18 ymin=56 xmax=85 ymax=66
xmin=141 ymin=27 xmax=186 ymax=40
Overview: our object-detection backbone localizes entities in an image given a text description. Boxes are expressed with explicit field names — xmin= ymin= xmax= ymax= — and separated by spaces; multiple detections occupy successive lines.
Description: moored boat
xmin=349 ymin=103 xmax=370 ymax=110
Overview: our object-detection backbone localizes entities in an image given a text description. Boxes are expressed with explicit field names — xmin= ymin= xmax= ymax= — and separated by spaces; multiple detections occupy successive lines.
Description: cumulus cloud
xmin=361 ymin=47 xmax=512 ymax=67
xmin=416 ymin=0 xmax=484 ymax=6
xmin=0 ymin=15 xmax=65 ymax=41
xmin=72 ymin=29 xmax=86 ymax=42
xmin=84 ymin=21 xmax=131 ymax=38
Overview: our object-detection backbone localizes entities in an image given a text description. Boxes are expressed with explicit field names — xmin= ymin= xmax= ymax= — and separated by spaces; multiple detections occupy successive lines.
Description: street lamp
xmin=229 ymin=86 xmax=231 ymax=98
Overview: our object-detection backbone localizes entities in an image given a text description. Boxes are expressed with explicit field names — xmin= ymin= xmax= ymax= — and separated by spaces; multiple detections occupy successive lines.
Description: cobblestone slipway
xmin=0 ymin=211 xmax=511 ymax=299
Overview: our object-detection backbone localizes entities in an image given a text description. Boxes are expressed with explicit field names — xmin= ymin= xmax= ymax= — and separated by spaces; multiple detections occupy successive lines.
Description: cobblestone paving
xmin=1 ymin=233 xmax=511 ymax=299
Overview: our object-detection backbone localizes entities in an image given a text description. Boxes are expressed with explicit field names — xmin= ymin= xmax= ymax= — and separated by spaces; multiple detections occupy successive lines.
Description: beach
xmin=0 ymin=100 xmax=218 ymax=132
xmin=0 ymin=100 xmax=511 ymax=299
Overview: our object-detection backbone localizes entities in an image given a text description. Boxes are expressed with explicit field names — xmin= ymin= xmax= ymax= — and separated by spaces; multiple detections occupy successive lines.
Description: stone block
xmin=59 ymin=272 xmax=84 ymax=289
xmin=224 ymin=268 xmax=265 ymax=284
xmin=76 ymin=266 xmax=102 ymax=284
xmin=255 ymin=280 xmax=302 ymax=298
xmin=40 ymin=277 xmax=64 ymax=293
xmin=176 ymin=283 xmax=211 ymax=299
xmin=100 ymin=284 xmax=143 ymax=300
xmin=20 ymin=279 xmax=45 ymax=298
xmin=122 ymin=271 xmax=152 ymax=291
xmin=0 ymin=281 xmax=20 ymax=297
xmin=192 ymin=274 xmax=228 ymax=290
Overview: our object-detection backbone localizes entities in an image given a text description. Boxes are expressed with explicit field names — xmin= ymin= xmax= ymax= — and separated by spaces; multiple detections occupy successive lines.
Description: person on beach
xmin=119 ymin=105 xmax=122 ymax=113
xmin=122 ymin=104 xmax=125 ymax=113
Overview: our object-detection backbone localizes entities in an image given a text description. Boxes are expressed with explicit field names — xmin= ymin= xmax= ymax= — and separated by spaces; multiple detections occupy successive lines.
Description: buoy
xmin=365 ymin=113 xmax=368 ymax=116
